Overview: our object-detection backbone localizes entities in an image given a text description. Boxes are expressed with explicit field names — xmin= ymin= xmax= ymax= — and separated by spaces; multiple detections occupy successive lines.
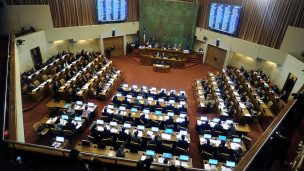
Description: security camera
xmin=16 ymin=39 xmax=25 ymax=46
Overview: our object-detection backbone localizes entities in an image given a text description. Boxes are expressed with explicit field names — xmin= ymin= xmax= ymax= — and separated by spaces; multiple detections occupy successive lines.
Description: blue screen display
xmin=97 ymin=0 xmax=128 ymax=23
xmin=208 ymin=3 xmax=242 ymax=35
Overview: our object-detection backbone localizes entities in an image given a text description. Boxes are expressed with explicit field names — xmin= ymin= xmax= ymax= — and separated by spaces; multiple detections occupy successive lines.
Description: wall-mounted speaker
xmin=216 ymin=39 xmax=220 ymax=46
xmin=112 ymin=29 xmax=115 ymax=37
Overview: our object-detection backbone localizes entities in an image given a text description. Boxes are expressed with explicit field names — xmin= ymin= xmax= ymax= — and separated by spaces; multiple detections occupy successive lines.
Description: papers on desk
xmin=110 ymin=128 xmax=118 ymax=133
xmin=221 ymin=165 xmax=233 ymax=171
xmin=230 ymin=142 xmax=241 ymax=150
xmin=210 ymin=139 xmax=221 ymax=147
xmin=181 ymin=161 xmax=189 ymax=167
xmin=204 ymin=164 xmax=217 ymax=170
xmin=176 ymin=118 xmax=185 ymax=123
xmin=162 ymin=133 xmax=172 ymax=140
xmin=52 ymin=142 xmax=61 ymax=148
xmin=239 ymin=103 xmax=246 ymax=109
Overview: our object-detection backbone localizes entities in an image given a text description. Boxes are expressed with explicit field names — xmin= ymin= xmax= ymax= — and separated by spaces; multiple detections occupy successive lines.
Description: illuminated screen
xmin=208 ymin=3 xmax=242 ymax=35
xmin=97 ymin=0 xmax=128 ymax=23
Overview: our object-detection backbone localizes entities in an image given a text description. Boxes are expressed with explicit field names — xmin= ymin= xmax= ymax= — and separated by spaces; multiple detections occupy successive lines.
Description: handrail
xmin=4 ymin=140 xmax=205 ymax=171
xmin=1 ymin=34 xmax=11 ymax=140
xmin=235 ymin=85 xmax=304 ymax=170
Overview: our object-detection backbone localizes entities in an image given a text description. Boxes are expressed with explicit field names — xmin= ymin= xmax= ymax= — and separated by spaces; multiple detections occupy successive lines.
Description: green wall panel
xmin=139 ymin=0 xmax=199 ymax=50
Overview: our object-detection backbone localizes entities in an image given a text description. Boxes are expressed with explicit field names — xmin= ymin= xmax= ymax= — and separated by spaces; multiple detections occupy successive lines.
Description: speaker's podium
xmin=153 ymin=64 xmax=171 ymax=73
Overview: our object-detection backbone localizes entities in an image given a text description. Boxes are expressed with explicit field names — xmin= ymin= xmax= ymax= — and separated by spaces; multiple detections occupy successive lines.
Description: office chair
xmin=176 ymin=147 xmax=188 ymax=155
xmin=115 ymin=139 xmax=126 ymax=150
xmin=219 ymin=153 xmax=230 ymax=162
xmin=147 ymin=142 xmax=158 ymax=151
xmin=201 ymin=151 xmax=213 ymax=161
xmin=63 ymin=130 xmax=74 ymax=140
xmin=102 ymin=137 xmax=113 ymax=147
xmin=242 ymin=135 xmax=252 ymax=149
xmin=87 ymin=135 xmax=96 ymax=144
xmin=33 ymin=122 xmax=49 ymax=137
xmin=160 ymin=143 xmax=173 ymax=153
xmin=130 ymin=141 xmax=140 ymax=153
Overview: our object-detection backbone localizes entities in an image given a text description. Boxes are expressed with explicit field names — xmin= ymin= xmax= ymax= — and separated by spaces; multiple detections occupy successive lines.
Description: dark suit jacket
xmin=177 ymin=140 xmax=189 ymax=150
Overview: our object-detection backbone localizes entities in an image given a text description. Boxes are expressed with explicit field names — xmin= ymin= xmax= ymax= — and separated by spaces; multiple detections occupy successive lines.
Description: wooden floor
xmin=22 ymin=54 xmax=265 ymax=168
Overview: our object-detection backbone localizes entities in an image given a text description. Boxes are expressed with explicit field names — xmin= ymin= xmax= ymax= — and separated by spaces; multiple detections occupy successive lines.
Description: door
xmin=103 ymin=36 xmax=124 ymax=57
xmin=205 ymin=44 xmax=227 ymax=69
xmin=30 ymin=47 xmax=43 ymax=69
xmin=282 ymin=73 xmax=297 ymax=97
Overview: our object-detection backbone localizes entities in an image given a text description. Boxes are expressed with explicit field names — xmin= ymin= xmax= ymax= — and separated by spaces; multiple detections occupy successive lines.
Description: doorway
xmin=282 ymin=73 xmax=297 ymax=97
xmin=205 ymin=44 xmax=227 ymax=69
xmin=30 ymin=47 xmax=42 ymax=69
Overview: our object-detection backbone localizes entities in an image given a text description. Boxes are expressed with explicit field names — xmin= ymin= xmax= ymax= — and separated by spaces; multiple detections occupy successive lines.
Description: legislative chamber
xmin=1 ymin=0 xmax=304 ymax=171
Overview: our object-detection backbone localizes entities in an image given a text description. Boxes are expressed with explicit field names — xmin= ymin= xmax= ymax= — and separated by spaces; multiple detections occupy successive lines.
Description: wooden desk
xmin=98 ymin=71 xmax=123 ymax=100
xmin=47 ymin=100 xmax=66 ymax=108
xmin=140 ymin=54 xmax=186 ymax=68
xmin=75 ymin=142 xmax=193 ymax=168
xmin=153 ymin=64 xmax=171 ymax=73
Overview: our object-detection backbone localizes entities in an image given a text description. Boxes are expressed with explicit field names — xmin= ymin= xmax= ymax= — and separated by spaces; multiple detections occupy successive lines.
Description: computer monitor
xmin=180 ymin=155 xmax=189 ymax=161
xmin=180 ymin=113 xmax=186 ymax=118
xmin=124 ymin=123 xmax=131 ymax=128
xmin=131 ymin=108 xmax=138 ymax=112
xmin=226 ymin=161 xmax=236 ymax=167
xmin=142 ymin=86 xmax=147 ymax=90
xmin=132 ymin=85 xmax=138 ymax=89
xmin=158 ymin=98 xmax=165 ymax=102
xmin=107 ymin=104 xmax=114 ymax=109
xmin=163 ymin=153 xmax=172 ymax=159
xmin=75 ymin=116 xmax=81 ymax=121
xmin=56 ymin=136 xmax=64 ymax=142
xmin=137 ymin=125 xmax=145 ymax=130
xmin=165 ymin=128 xmax=173 ymax=134
xmin=151 ymin=127 xmax=159 ymax=132
xmin=126 ymin=95 xmax=132 ymax=99
xmin=213 ymin=118 xmax=220 ymax=122
xmin=226 ymin=120 xmax=233 ymax=124
xmin=208 ymin=159 xmax=218 ymax=165
xmin=180 ymin=130 xmax=187 ymax=136
xmin=155 ymin=110 xmax=162 ymax=115
xmin=110 ymin=121 xmax=117 ymax=126
xmin=180 ymin=101 xmax=186 ymax=105
xmin=147 ymin=97 xmax=153 ymax=101
xmin=143 ymin=109 xmax=150 ymax=114
xmin=76 ymin=101 xmax=83 ymax=106
xmin=88 ymin=102 xmax=94 ymax=106
xmin=122 ymin=84 xmax=128 ymax=88
xmin=169 ymin=100 xmax=175 ymax=104
xmin=203 ymin=134 xmax=212 ymax=139
xmin=168 ymin=112 xmax=174 ymax=116
xmin=119 ymin=106 xmax=126 ymax=111
xmin=201 ymin=116 xmax=208 ymax=121
xmin=61 ymin=115 xmax=68 ymax=120
xmin=232 ymin=138 xmax=241 ymax=143
xmin=218 ymin=135 xmax=227 ymax=141
xmin=96 ymin=120 xmax=104 ymax=125
xmin=146 ymin=150 xmax=155 ymax=156
xmin=116 ymin=93 xmax=122 ymax=97
xmin=137 ymin=96 xmax=143 ymax=100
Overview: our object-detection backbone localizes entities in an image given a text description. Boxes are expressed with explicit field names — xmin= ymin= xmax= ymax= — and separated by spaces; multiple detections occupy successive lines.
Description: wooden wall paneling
xmin=205 ymin=44 xmax=227 ymax=69
xmin=103 ymin=36 xmax=124 ymax=57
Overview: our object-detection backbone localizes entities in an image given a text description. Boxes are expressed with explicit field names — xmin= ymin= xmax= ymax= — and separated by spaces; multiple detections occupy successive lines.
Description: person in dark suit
xmin=178 ymin=93 xmax=187 ymax=101
xmin=53 ymin=81 xmax=60 ymax=101
xmin=124 ymin=113 xmax=135 ymax=124
xmin=201 ymin=139 xmax=214 ymax=154
xmin=91 ymin=124 xmax=100 ymax=141
xmin=158 ymin=90 xmax=166 ymax=99
xmin=198 ymin=121 xmax=211 ymax=133
xmin=100 ymin=126 xmax=112 ymax=140
xmin=166 ymin=104 xmax=174 ymax=112
xmin=177 ymin=135 xmax=189 ymax=150
xmin=66 ymin=71 xmax=72 ymax=80
xmin=65 ymin=118 xmax=76 ymax=132
xmin=213 ymin=123 xmax=223 ymax=133
xmin=112 ymin=96 xmax=121 ymax=107
xmin=148 ymin=134 xmax=162 ymax=147
xmin=179 ymin=105 xmax=187 ymax=113
xmin=218 ymin=140 xmax=229 ymax=154
xmin=131 ymin=131 xmax=142 ymax=145
xmin=179 ymin=117 xmax=188 ymax=128
xmin=228 ymin=106 xmax=235 ymax=118
xmin=280 ymin=91 xmax=288 ymax=101
xmin=165 ymin=116 xmax=174 ymax=126
xmin=118 ymin=127 xmax=129 ymax=142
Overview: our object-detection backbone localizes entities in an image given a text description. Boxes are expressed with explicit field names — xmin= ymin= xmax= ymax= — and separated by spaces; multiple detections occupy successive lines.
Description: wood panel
xmin=103 ymin=36 xmax=123 ymax=57
xmin=205 ymin=44 xmax=227 ymax=69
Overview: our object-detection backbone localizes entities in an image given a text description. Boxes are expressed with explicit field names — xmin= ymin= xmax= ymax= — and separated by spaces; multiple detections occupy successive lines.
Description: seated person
xmin=179 ymin=105 xmax=187 ymax=113
xmin=176 ymin=135 xmax=189 ymax=150
xmin=148 ymin=134 xmax=162 ymax=147
xmin=227 ymin=106 xmax=235 ymax=118
xmin=198 ymin=121 xmax=211 ymax=133
xmin=65 ymin=118 xmax=76 ymax=132
xmin=112 ymin=96 xmax=121 ymax=106
xmin=27 ymin=82 xmax=36 ymax=91
xmin=245 ymin=100 xmax=254 ymax=110
xmin=124 ymin=113 xmax=135 ymax=124
xmin=218 ymin=140 xmax=229 ymax=154
xmin=179 ymin=117 xmax=188 ymax=128
xmin=131 ymin=131 xmax=142 ymax=145
xmin=66 ymin=103 xmax=76 ymax=116
xmin=178 ymin=93 xmax=187 ymax=101
xmin=165 ymin=116 xmax=174 ymax=126
xmin=201 ymin=139 xmax=214 ymax=154
xmin=280 ymin=91 xmax=288 ymax=101
xmin=158 ymin=90 xmax=166 ymax=98
xmin=100 ymin=126 xmax=112 ymax=140
xmin=118 ymin=127 xmax=129 ymax=142
xmin=213 ymin=122 xmax=223 ymax=133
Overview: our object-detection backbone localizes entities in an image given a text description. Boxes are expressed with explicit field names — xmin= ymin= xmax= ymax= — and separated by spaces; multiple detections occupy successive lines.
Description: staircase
xmin=126 ymin=49 xmax=141 ymax=64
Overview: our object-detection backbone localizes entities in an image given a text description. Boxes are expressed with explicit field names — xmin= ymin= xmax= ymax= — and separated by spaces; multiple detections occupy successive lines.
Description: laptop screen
xmin=218 ymin=135 xmax=227 ymax=141
xmin=165 ymin=128 xmax=173 ymax=134
xmin=119 ymin=106 xmax=126 ymax=111
xmin=110 ymin=121 xmax=117 ymax=126
xmin=88 ymin=102 xmax=94 ymax=106
xmin=143 ymin=109 xmax=150 ymax=114
xmin=75 ymin=116 xmax=81 ymax=121
xmin=96 ymin=120 xmax=104 ymax=125
xmin=132 ymin=85 xmax=138 ymax=89
xmin=126 ymin=95 xmax=132 ymax=99
xmin=180 ymin=101 xmax=186 ymax=105
xmin=131 ymin=108 xmax=138 ymax=112
xmin=180 ymin=130 xmax=187 ymax=136
xmin=226 ymin=161 xmax=236 ymax=167
xmin=158 ymin=98 xmax=164 ymax=102
xmin=200 ymin=116 xmax=208 ymax=121
xmin=233 ymin=138 xmax=241 ymax=143
xmin=124 ymin=123 xmax=131 ymax=128
xmin=61 ymin=115 xmax=68 ymax=120
xmin=151 ymin=127 xmax=159 ymax=132
xmin=122 ymin=84 xmax=128 ymax=88
xmin=56 ymin=136 xmax=64 ymax=142
xmin=163 ymin=153 xmax=172 ymax=159
xmin=147 ymin=97 xmax=153 ymax=101
xmin=137 ymin=96 xmax=143 ymax=100
xmin=226 ymin=120 xmax=233 ymax=124
xmin=155 ymin=110 xmax=162 ymax=115
xmin=76 ymin=101 xmax=83 ymax=106
xmin=169 ymin=100 xmax=175 ymax=104
xmin=180 ymin=114 xmax=186 ymax=118
xmin=208 ymin=159 xmax=218 ymax=165
xmin=180 ymin=155 xmax=189 ymax=161
xmin=203 ymin=134 xmax=212 ymax=139
xmin=116 ymin=93 xmax=122 ymax=97
xmin=137 ymin=125 xmax=145 ymax=130
xmin=107 ymin=105 xmax=114 ymax=109
xmin=146 ymin=150 xmax=155 ymax=156
xmin=168 ymin=112 xmax=174 ymax=116
xmin=213 ymin=118 xmax=220 ymax=122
